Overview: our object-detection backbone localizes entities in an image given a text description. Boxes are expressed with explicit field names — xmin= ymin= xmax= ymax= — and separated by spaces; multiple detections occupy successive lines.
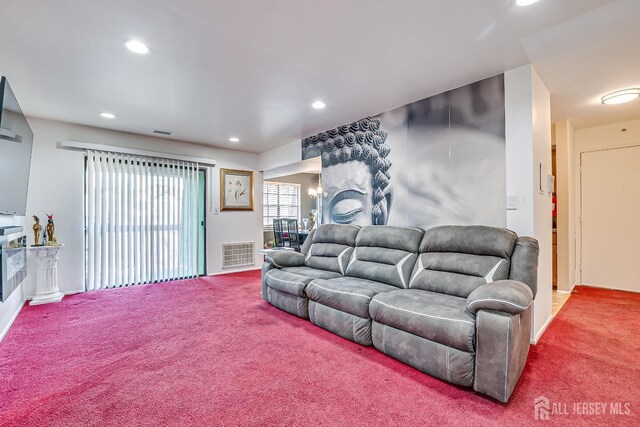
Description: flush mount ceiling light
xmin=601 ymin=88 xmax=640 ymax=105
xmin=311 ymin=101 xmax=326 ymax=109
xmin=124 ymin=39 xmax=150 ymax=54
xmin=100 ymin=112 xmax=116 ymax=119
xmin=516 ymin=0 xmax=540 ymax=6
xmin=229 ymin=137 xmax=240 ymax=142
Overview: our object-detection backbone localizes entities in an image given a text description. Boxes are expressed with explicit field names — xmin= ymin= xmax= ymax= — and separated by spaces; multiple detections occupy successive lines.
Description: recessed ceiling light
xmin=100 ymin=112 xmax=116 ymax=119
xmin=229 ymin=137 xmax=240 ymax=142
xmin=312 ymin=101 xmax=326 ymax=109
xmin=124 ymin=39 xmax=150 ymax=54
xmin=516 ymin=0 xmax=539 ymax=6
xmin=601 ymin=88 xmax=640 ymax=105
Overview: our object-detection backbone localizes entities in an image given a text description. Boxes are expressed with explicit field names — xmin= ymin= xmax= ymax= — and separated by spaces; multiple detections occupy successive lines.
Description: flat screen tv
xmin=0 ymin=77 xmax=33 ymax=216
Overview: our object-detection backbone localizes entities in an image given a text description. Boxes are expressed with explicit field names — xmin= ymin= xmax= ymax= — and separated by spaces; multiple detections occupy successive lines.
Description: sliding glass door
xmin=84 ymin=151 xmax=206 ymax=290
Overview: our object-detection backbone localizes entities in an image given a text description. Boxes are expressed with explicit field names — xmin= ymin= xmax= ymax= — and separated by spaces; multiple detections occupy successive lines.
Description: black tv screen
xmin=0 ymin=77 xmax=33 ymax=216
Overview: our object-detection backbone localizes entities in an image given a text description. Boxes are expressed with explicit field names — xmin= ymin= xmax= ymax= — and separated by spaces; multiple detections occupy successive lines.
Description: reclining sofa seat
xmin=369 ymin=225 xmax=538 ymax=402
xmin=261 ymin=224 xmax=360 ymax=318
xmin=305 ymin=226 xmax=424 ymax=345
xmin=261 ymin=223 xmax=539 ymax=403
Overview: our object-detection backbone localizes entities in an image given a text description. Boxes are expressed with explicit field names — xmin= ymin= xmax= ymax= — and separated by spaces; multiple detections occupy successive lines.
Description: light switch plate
xmin=507 ymin=195 xmax=518 ymax=210
xmin=547 ymin=174 xmax=555 ymax=193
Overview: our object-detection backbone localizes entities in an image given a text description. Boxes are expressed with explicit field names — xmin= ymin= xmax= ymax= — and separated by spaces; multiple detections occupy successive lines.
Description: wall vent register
xmin=222 ymin=242 xmax=255 ymax=269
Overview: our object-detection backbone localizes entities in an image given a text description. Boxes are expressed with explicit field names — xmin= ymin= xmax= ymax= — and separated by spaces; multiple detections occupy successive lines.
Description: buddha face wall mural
xmin=302 ymin=74 xmax=506 ymax=229
xmin=304 ymin=117 xmax=393 ymax=226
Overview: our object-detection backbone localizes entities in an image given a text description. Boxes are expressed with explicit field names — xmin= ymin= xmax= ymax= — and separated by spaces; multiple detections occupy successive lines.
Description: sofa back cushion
xmin=304 ymin=224 xmax=360 ymax=274
xmin=409 ymin=225 xmax=518 ymax=298
xmin=345 ymin=226 xmax=424 ymax=288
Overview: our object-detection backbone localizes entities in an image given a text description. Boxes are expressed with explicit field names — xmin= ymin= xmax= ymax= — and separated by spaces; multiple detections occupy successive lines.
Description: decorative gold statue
xmin=46 ymin=213 xmax=55 ymax=244
xmin=308 ymin=210 xmax=316 ymax=231
xmin=32 ymin=215 xmax=42 ymax=245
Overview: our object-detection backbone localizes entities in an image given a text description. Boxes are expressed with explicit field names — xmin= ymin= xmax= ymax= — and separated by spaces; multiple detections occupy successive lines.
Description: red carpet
xmin=1 ymin=271 xmax=638 ymax=426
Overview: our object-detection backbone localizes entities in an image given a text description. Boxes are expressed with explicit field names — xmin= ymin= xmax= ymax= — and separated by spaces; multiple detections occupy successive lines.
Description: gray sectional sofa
xmin=262 ymin=224 xmax=539 ymax=402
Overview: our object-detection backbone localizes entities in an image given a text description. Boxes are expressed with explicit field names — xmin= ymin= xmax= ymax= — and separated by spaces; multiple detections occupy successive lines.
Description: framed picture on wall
xmin=220 ymin=168 xmax=254 ymax=211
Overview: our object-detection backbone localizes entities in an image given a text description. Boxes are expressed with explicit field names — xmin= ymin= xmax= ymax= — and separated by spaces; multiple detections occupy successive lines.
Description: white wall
xmin=554 ymin=120 xmax=577 ymax=292
xmin=573 ymin=118 xmax=640 ymax=286
xmin=23 ymin=117 xmax=264 ymax=298
xmin=505 ymin=65 xmax=553 ymax=343
xmin=257 ymin=140 xmax=301 ymax=173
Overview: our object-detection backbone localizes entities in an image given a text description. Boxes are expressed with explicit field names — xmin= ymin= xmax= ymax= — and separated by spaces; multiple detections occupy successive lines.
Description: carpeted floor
xmin=0 ymin=271 xmax=638 ymax=426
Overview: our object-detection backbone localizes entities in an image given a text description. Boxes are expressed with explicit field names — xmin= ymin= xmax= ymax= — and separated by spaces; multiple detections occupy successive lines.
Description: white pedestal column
xmin=29 ymin=245 xmax=64 ymax=306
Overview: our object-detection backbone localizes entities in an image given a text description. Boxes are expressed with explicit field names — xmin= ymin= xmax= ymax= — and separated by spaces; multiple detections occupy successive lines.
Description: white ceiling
xmin=522 ymin=0 xmax=640 ymax=128
xmin=1 ymin=0 xmax=636 ymax=154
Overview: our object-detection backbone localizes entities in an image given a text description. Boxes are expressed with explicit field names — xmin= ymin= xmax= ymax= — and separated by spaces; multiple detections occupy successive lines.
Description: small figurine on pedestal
xmin=32 ymin=215 xmax=43 ymax=246
xmin=308 ymin=210 xmax=316 ymax=231
xmin=46 ymin=213 xmax=58 ymax=245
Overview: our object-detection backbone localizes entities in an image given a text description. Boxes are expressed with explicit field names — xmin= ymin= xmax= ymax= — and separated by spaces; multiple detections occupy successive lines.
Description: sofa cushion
xmin=370 ymin=289 xmax=476 ymax=352
xmin=312 ymin=224 xmax=361 ymax=245
xmin=304 ymin=224 xmax=360 ymax=274
xmin=355 ymin=225 xmax=424 ymax=253
xmin=306 ymin=277 xmax=397 ymax=318
xmin=409 ymin=252 xmax=511 ymax=298
xmin=345 ymin=226 xmax=423 ymax=288
xmin=264 ymin=270 xmax=313 ymax=297
xmin=305 ymin=242 xmax=354 ymax=274
xmin=410 ymin=225 xmax=517 ymax=298
xmin=281 ymin=266 xmax=342 ymax=281
xmin=420 ymin=225 xmax=517 ymax=258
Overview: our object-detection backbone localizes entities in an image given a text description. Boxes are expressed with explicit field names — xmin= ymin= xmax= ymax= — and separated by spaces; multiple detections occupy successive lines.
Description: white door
xmin=581 ymin=145 xmax=640 ymax=292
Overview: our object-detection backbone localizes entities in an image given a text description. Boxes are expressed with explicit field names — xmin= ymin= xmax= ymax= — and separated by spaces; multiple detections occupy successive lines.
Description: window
xmin=263 ymin=181 xmax=300 ymax=229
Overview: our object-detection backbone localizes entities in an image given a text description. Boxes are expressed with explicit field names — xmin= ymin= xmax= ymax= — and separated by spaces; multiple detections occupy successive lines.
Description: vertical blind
xmin=263 ymin=181 xmax=300 ymax=228
xmin=85 ymin=151 xmax=200 ymax=290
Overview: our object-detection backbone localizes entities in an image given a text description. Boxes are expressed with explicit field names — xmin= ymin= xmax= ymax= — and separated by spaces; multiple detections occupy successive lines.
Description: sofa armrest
xmin=473 ymin=308 xmax=532 ymax=402
xmin=466 ymin=280 xmax=533 ymax=315
xmin=261 ymin=262 xmax=276 ymax=300
xmin=266 ymin=251 xmax=306 ymax=268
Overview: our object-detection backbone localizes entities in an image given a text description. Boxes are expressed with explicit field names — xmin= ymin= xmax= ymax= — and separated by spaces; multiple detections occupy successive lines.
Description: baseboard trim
xmin=530 ymin=314 xmax=553 ymax=345
xmin=0 ymin=299 xmax=26 ymax=342
xmin=208 ymin=267 xmax=261 ymax=276
xmin=576 ymin=283 xmax=640 ymax=294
